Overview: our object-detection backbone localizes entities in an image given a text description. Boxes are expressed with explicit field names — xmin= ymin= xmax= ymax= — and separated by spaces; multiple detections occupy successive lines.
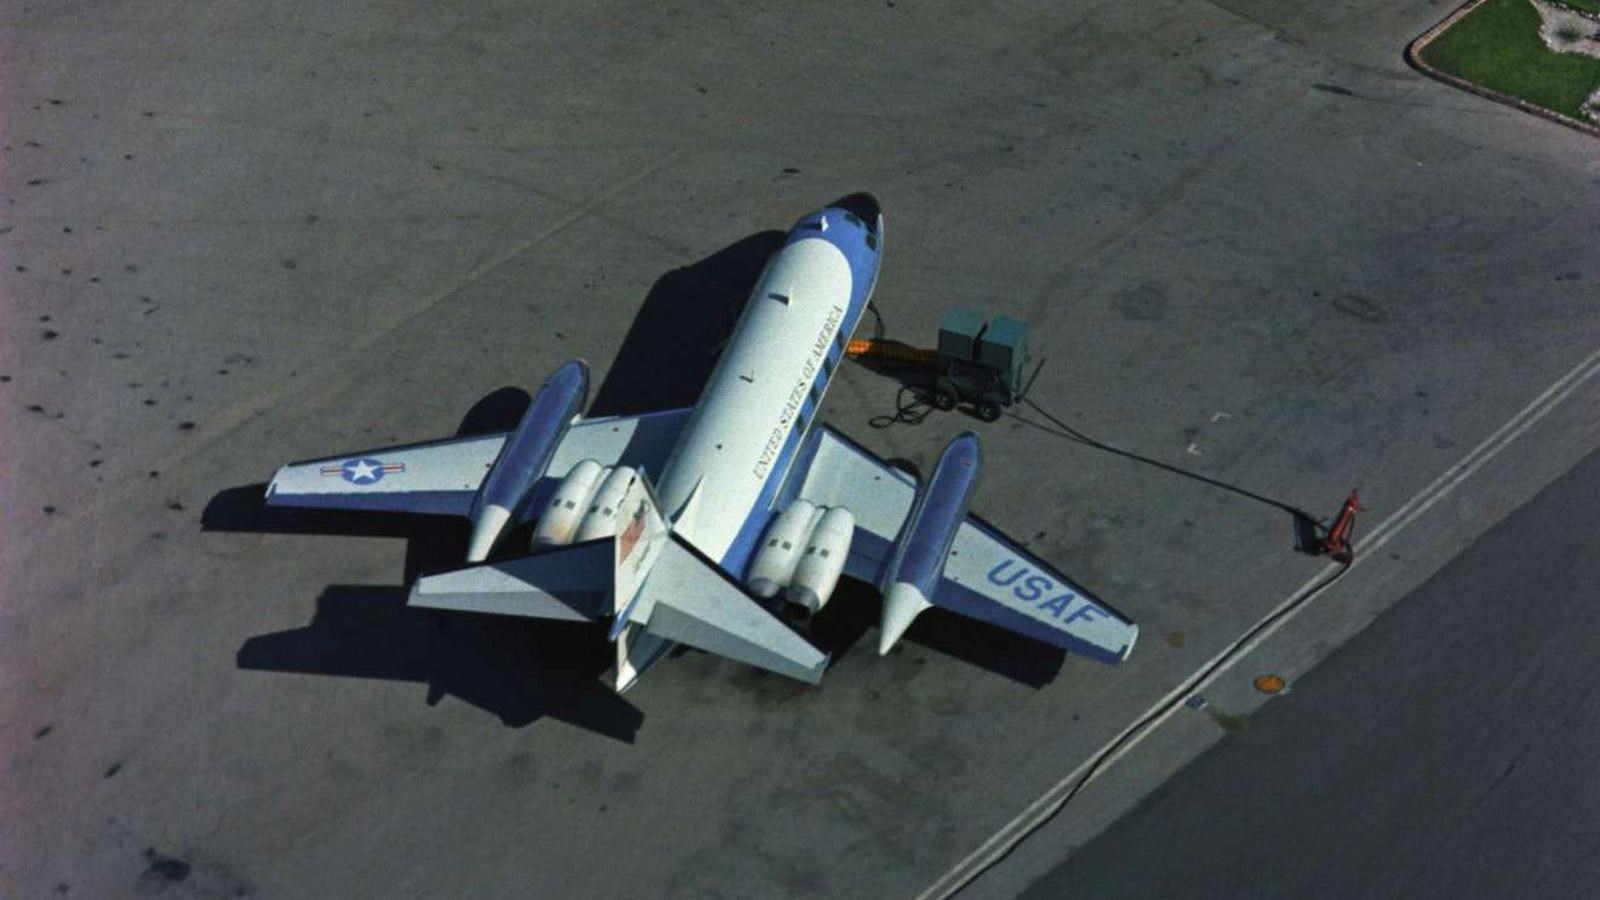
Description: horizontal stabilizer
xmin=640 ymin=537 xmax=828 ymax=684
xmin=408 ymin=539 xmax=613 ymax=621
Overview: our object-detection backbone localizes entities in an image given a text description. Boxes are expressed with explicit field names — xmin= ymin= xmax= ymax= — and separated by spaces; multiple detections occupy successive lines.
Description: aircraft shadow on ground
xmin=210 ymin=234 xmax=782 ymax=741
xmin=208 ymin=230 xmax=1061 ymax=739
xmin=589 ymin=230 xmax=786 ymax=417
xmin=207 ymin=388 xmax=644 ymax=742
xmin=235 ymin=585 xmax=643 ymax=741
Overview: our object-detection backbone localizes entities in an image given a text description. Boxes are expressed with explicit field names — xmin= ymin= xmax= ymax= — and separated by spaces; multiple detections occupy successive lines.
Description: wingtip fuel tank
xmin=465 ymin=359 xmax=590 ymax=561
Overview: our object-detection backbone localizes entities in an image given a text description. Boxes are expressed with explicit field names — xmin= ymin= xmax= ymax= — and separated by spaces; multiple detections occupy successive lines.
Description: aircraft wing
xmin=782 ymin=427 xmax=1138 ymax=663
xmin=265 ymin=408 xmax=692 ymax=517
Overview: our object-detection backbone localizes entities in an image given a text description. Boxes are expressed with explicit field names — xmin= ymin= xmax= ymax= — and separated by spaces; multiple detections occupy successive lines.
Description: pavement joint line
xmin=918 ymin=342 xmax=1600 ymax=900
xmin=0 ymin=151 xmax=679 ymax=572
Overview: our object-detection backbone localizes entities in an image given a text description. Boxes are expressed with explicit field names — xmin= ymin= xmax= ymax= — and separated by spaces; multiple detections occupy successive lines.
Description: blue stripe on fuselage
xmin=716 ymin=207 xmax=881 ymax=576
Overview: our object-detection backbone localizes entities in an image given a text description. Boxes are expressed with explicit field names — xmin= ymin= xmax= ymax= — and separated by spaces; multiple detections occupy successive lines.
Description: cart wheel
xmin=932 ymin=384 xmax=959 ymax=411
xmin=975 ymin=395 xmax=1002 ymax=422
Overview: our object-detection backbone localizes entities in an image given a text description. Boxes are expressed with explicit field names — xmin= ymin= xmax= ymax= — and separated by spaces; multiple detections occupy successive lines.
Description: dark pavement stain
xmin=41 ymin=329 xmax=59 ymax=340
xmin=1311 ymin=82 xmax=1354 ymax=96
xmin=140 ymin=848 xmax=190 ymax=885
xmin=34 ymin=724 xmax=52 ymax=739
xmin=166 ymin=501 xmax=185 ymax=512
xmin=1333 ymin=292 xmax=1389 ymax=323
xmin=103 ymin=761 xmax=123 ymax=778
xmin=1116 ymin=283 xmax=1167 ymax=321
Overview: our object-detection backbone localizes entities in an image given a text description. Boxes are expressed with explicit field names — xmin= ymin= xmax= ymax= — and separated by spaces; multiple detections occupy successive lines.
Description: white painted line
xmin=918 ymin=343 xmax=1600 ymax=900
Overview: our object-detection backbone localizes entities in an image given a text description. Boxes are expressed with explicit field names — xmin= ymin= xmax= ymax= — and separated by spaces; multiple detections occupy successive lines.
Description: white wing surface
xmin=265 ymin=408 xmax=692 ymax=517
xmin=265 ymin=433 xmax=507 ymax=516
xmin=782 ymin=427 xmax=1137 ymax=663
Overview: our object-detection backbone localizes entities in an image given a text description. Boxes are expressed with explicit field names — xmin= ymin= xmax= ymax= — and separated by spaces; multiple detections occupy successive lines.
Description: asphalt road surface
xmin=1021 ymin=447 xmax=1600 ymax=900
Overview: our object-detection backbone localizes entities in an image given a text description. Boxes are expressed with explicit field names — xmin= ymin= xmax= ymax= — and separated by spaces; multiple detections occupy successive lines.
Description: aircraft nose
xmin=828 ymin=192 xmax=881 ymax=231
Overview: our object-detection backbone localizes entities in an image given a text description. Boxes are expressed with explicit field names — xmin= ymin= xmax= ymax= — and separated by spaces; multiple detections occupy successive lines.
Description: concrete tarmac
xmin=4 ymin=1 xmax=1600 ymax=897
xmin=1020 ymin=446 xmax=1600 ymax=900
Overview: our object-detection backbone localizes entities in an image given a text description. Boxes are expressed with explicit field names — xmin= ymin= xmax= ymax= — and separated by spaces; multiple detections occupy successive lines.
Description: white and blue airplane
xmin=264 ymin=195 xmax=1137 ymax=692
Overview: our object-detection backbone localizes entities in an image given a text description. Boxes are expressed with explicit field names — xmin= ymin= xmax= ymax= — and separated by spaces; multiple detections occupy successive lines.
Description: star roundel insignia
xmin=341 ymin=458 xmax=385 ymax=484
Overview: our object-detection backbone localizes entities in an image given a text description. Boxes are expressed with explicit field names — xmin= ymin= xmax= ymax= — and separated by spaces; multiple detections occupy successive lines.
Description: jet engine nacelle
xmin=532 ymin=458 xmax=605 ymax=548
xmin=786 ymin=506 xmax=854 ymax=613
xmin=747 ymin=501 xmax=856 ymax=612
xmin=747 ymin=500 xmax=818 ymax=598
xmin=572 ymin=465 xmax=637 ymax=543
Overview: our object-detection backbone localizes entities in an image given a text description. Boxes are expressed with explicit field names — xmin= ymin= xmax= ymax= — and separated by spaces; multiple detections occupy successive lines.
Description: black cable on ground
xmin=860 ymin=302 xmax=1316 ymax=526
xmin=869 ymin=384 xmax=936 ymax=429
xmin=1016 ymin=396 xmax=1319 ymax=524
xmin=866 ymin=301 xmax=887 ymax=342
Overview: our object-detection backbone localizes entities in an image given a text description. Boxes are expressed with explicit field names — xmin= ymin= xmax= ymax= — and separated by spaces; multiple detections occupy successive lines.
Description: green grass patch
xmin=1421 ymin=0 xmax=1600 ymax=121
xmin=1556 ymin=0 xmax=1600 ymax=15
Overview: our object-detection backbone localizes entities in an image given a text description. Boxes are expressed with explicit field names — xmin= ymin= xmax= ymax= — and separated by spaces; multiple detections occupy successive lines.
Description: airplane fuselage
xmin=655 ymin=201 xmax=883 ymax=577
